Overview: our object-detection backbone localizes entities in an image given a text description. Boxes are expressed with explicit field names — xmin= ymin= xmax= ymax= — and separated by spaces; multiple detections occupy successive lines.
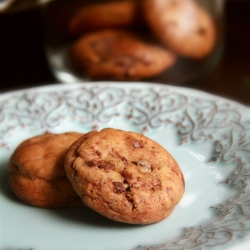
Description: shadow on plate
xmin=0 ymin=161 xmax=141 ymax=228
xmin=49 ymin=205 xmax=140 ymax=229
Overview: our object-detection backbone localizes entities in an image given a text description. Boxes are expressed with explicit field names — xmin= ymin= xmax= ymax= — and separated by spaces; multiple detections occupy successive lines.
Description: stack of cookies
xmin=68 ymin=0 xmax=217 ymax=81
xmin=9 ymin=128 xmax=185 ymax=225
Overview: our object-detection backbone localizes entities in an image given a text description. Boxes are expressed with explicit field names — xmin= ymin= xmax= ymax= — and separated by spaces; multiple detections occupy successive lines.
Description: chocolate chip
xmin=125 ymin=194 xmax=136 ymax=210
xmin=132 ymin=160 xmax=152 ymax=172
xmin=137 ymin=160 xmax=151 ymax=171
xmin=125 ymin=136 xmax=144 ymax=149
xmin=86 ymin=160 xmax=115 ymax=171
xmin=122 ymin=171 xmax=133 ymax=181
xmin=113 ymin=182 xmax=126 ymax=193
xmin=132 ymin=203 xmax=137 ymax=210
xmin=97 ymin=160 xmax=115 ymax=171
xmin=125 ymin=193 xmax=133 ymax=202
xmin=86 ymin=161 xmax=96 ymax=167
xmin=95 ymin=150 xmax=101 ymax=157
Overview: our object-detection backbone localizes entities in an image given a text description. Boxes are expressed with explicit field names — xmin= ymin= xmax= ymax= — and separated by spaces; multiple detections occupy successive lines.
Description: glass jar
xmin=42 ymin=0 xmax=225 ymax=84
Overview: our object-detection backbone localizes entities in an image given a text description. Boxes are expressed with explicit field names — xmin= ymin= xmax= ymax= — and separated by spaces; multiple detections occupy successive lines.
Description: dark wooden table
xmin=0 ymin=0 xmax=249 ymax=106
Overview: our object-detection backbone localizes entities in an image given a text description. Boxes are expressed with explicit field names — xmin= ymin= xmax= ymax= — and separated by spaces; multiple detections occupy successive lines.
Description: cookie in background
xmin=42 ymin=0 xmax=224 ymax=84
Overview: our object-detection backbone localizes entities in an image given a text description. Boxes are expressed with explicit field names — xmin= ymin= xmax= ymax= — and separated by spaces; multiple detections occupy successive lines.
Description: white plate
xmin=0 ymin=82 xmax=250 ymax=250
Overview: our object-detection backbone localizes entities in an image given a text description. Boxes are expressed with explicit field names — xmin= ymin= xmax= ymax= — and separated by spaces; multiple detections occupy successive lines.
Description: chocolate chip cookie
xmin=68 ymin=1 xmax=143 ymax=36
xmin=9 ymin=132 xmax=83 ymax=208
xmin=64 ymin=128 xmax=184 ymax=224
xmin=70 ymin=29 xmax=176 ymax=80
xmin=143 ymin=0 xmax=217 ymax=59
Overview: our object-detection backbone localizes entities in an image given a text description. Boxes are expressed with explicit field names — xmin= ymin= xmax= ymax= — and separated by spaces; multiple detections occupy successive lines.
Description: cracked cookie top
xmin=64 ymin=128 xmax=185 ymax=224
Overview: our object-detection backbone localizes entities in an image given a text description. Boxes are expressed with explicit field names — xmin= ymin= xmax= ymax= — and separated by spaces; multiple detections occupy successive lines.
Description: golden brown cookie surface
xmin=64 ymin=128 xmax=184 ymax=224
xmin=143 ymin=0 xmax=217 ymax=59
xmin=71 ymin=29 xmax=176 ymax=80
xmin=9 ymin=132 xmax=83 ymax=208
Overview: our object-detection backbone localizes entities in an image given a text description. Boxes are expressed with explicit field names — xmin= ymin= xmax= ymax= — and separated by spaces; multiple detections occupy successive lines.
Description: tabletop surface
xmin=0 ymin=0 xmax=249 ymax=106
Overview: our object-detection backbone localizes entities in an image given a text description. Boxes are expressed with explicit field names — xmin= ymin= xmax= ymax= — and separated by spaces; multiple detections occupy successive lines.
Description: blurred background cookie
xmin=68 ymin=0 xmax=144 ymax=36
xmin=8 ymin=132 xmax=83 ymax=208
xmin=70 ymin=29 xmax=176 ymax=80
xmin=64 ymin=128 xmax=185 ymax=224
xmin=143 ymin=0 xmax=217 ymax=59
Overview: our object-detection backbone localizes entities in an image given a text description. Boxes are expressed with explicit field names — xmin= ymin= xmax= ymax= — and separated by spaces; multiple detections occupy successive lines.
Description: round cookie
xmin=64 ymin=128 xmax=185 ymax=224
xmin=68 ymin=1 xmax=143 ymax=36
xmin=143 ymin=0 xmax=217 ymax=59
xmin=70 ymin=29 xmax=176 ymax=80
xmin=9 ymin=132 xmax=83 ymax=208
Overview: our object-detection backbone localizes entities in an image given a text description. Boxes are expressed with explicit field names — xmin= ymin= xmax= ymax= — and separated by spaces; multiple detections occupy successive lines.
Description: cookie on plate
xmin=9 ymin=132 xmax=83 ymax=208
xmin=143 ymin=0 xmax=217 ymax=59
xmin=64 ymin=128 xmax=185 ymax=224
xmin=68 ymin=0 xmax=143 ymax=36
xmin=70 ymin=29 xmax=176 ymax=80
